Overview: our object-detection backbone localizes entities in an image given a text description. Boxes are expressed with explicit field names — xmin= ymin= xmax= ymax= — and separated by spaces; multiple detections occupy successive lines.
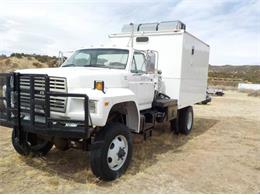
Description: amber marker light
xmin=94 ymin=80 xmax=105 ymax=93
xmin=104 ymin=101 xmax=109 ymax=107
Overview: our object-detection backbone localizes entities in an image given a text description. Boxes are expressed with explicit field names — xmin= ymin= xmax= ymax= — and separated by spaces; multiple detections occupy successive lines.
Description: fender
xmin=67 ymin=88 xmax=141 ymax=132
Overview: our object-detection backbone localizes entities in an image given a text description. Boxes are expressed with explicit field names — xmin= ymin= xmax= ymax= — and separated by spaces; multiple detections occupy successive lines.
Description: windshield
xmin=61 ymin=49 xmax=129 ymax=69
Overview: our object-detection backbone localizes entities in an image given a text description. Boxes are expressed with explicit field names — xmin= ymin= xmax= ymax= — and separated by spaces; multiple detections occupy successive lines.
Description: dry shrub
xmin=238 ymin=89 xmax=253 ymax=93
xmin=239 ymin=89 xmax=260 ymax=97
xmin=208 ymin=85 xmax=236 ymax=90
xmin=33 ymin=62 xmax=42 ymax=68
xmin=5 ymin=59 xmax=11 ymax=66
xmin=248 ymin=90 xmax=260 ymax=97
xmin=47 ymin=59 xmax=58 ymax=67
xmin=0 ymin=54 xmax=7 ymax=60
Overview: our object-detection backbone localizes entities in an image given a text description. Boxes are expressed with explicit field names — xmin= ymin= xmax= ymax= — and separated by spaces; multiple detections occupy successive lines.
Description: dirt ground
xmin=0 ymin=90 xmax=259 ymax=193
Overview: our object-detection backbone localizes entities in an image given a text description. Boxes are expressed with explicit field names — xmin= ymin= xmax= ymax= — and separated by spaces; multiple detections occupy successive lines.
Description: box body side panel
xmin=178 ymin=32 xmax=209 ymax=108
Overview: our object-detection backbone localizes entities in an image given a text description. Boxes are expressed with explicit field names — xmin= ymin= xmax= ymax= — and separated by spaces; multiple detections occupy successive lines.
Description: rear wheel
xmin=12 ymin=129 xmax=53 ymax=156
xmin=179 ymin=106 xmax=194 ymax=135
xmin=170 ymin=118 xmax=178 ymax=134
xmin=90 ymin=123 xmax=133 ymax=181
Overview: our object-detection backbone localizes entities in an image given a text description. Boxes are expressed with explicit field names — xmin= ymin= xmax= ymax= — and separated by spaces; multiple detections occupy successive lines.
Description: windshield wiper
xmin=62 ymin=64 xmax=75 ymax=67
xmin=87 ymin=64 xmax=108 ymax=68
xmin=62 ymin=64 xmax=109 ymax=68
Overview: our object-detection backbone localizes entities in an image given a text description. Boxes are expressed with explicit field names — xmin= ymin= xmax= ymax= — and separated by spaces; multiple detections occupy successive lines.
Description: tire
xmin=201 ymin=100 xmax=208 ymax=105
xmin=90 ymin=123 xmax=133 ymax=181
xmin=179 ymin=106 xmax=194 ymax=135
xmin=12 ymin=130 xmax=30 ymax=156
xmin=12 ymin=129 xmax=53 ymax=156
xmin=216 ymin=92 xmax=224 ymax=96
xmin=170 ymin=119 xmax=178 ymax=134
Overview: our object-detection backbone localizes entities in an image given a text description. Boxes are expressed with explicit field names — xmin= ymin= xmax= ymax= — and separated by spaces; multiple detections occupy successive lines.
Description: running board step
xmin=140 ymin=113 xmax=156 ymax=140
xmin=143 ymin=129 xmax=152 ymax=140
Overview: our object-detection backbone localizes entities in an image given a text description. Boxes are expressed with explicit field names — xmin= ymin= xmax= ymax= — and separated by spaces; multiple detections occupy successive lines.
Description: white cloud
xmin=164 ymin=0 xmax=260 ymax=65
xmin=0 ymin=0 xmax=259 ymax=65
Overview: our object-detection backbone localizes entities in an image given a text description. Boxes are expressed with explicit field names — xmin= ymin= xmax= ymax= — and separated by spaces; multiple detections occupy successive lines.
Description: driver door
xmin=128 ymin=51 xmax=155 ymax=110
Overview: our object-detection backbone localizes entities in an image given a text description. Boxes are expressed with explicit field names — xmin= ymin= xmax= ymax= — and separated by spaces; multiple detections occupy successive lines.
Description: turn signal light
xmin=94 ymin=80 xmax=105 ymax=92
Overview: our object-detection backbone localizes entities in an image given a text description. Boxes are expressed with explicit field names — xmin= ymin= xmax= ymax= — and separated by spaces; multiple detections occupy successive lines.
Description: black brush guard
xmin=0 ymin=73 xmax=91 ymax=143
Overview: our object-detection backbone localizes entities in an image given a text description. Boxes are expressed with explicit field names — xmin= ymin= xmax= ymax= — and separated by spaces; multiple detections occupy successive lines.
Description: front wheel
xmin=90 ymin=123 xmax=133 ymax=181
xmin=12 ymin=129 xmax=30 ymax=156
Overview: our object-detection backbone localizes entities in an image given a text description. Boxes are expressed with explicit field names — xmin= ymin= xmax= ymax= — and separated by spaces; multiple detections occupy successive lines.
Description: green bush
xmin=10 ymin=53 xmax=22 ymax=58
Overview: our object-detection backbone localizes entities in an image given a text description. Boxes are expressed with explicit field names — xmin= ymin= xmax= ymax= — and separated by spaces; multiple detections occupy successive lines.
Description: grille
xmin=19 ymin=76 xmax=67 ymax=113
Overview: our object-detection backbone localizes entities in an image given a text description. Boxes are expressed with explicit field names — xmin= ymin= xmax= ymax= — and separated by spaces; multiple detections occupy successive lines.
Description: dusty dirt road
xmin=0 ymin=91 xmax=259 ymax=193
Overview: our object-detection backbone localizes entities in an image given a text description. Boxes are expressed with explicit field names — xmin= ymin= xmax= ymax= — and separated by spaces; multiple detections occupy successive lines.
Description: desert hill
xmin=209 ymin=65 xmax=260 ymax=85
xmin=0 ymin=53 xmax=59 ymax=73
xmin=0 ymin=53 xmax=259 ymax=86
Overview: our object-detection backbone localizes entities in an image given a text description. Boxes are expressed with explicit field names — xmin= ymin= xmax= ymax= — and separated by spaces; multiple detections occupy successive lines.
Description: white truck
xmin=0 ymin=21 xmax=209 ymax=181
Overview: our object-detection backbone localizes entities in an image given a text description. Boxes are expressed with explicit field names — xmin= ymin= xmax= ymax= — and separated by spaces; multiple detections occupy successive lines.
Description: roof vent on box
xmin=158 ymin=21 xmax=186 ymax=31
xmin=138 ymin=23 xmax=158 ymax=32
xmin=121 ymin=20 xmax=186 ymax=33
xmin=121 ymin=24 xmax=139 ymax=33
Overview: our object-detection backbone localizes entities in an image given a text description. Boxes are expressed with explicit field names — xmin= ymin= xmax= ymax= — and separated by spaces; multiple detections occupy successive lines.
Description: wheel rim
xmin=107 ymin=135 xmax=128 ymax=171
xmin=187 ymin=111 xmax=193 ymax=130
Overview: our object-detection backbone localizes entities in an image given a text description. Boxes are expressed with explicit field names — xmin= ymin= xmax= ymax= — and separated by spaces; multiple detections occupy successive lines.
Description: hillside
xmin=0 ymin=53 xmax=59 ymax=73
xmin=0 ymin=53 xmax=259 ymax=86
xmin=208 ymin=65 xmax=260 ymax=86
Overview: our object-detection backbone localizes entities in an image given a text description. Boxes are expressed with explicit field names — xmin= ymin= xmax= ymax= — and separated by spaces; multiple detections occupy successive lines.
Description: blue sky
xmin=0 ymin=0 xmax=259 ymax=65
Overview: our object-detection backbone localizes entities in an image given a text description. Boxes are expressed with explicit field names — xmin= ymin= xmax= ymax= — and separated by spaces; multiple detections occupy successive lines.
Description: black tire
xmin=90 ymin=123 xmax=133 ymax=181
xmin=179 ymin=106 xmax=194 ymax=135
xmin=201 ymin=100 xmax=208 ymax=105
xmin=170 ymin=118 xmax=179 ymax=134
xmin=216 ymin=92 xmax=224 ymax=96
xmin=11 ymin=130 xmax=30 ymax=156
xmin=12 ymin=129 xmax=53 ymax=156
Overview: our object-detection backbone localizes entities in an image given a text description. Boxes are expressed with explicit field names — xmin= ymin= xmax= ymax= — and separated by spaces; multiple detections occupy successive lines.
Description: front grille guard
xmin=0 ymin=72 xmax=91 ymax=142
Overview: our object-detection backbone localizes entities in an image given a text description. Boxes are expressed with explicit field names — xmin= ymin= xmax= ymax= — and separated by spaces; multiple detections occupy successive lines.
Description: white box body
xmin=110 ymin=30 xmax=210 ymax=109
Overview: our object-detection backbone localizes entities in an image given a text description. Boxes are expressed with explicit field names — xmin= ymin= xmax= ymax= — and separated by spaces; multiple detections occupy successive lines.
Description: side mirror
xmin=146 ymin=51 xmax=156 ymax=73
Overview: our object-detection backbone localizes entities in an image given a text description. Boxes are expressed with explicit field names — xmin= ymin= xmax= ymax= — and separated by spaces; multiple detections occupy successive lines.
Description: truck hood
xmin=17 ymin=67 xmax=129 ymax=89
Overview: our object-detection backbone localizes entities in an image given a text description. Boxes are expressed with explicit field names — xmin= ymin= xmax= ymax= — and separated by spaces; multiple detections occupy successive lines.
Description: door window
xmin=146 ymin=51 xmax=156 ymax=73
xmin=131 ymin=52 xmax=146 ymax=73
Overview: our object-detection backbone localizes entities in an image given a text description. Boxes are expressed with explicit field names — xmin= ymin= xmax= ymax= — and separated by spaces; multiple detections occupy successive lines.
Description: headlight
xmin=89 ymin=100 xmax=97 ymax=113
xmin=2 ymin=85 xmax=6 ymax=97
xmin=2 ymin=85 xmax=7 ymax=108
xmin=2 ymin=85 xmax=14 ymax=108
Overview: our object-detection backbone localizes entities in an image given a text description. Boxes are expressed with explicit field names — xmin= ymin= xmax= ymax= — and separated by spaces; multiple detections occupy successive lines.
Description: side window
xmin=131 ymin=52 xmax=146 ymax=73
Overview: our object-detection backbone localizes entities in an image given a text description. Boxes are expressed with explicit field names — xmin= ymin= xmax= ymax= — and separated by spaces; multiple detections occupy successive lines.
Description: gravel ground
xmin=0 ymin=90 xmax=259 ymax=193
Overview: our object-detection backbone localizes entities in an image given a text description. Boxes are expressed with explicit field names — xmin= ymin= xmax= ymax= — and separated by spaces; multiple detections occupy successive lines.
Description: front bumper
xmin=0 ymin=73 xmax=91 ymax=140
